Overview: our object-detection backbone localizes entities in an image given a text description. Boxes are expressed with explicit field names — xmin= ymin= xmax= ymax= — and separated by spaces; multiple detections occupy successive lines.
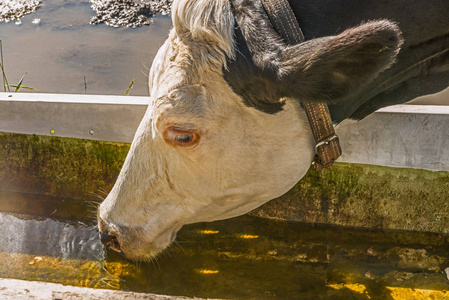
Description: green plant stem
xmin=0 ymin=40 xmax=11 ymax=92
xmin=124 ymin=78 xmax=135 ymax=96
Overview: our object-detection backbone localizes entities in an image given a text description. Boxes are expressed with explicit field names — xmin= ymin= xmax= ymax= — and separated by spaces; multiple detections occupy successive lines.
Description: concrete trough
xmin=1 ymin=92 xmax=449 ymax=299
xmin=1 ymin=92 xmax=448 ymax=233
xmin=0 ymin=92 xmax=148 ymax=143
xmin=0 ymin=278 xmax=200 ymax=300
xmin=337 ymin=105 xmax=449 ymax=171
xmin=1 ymin=92 xmax=449 ymax=228
xmin=1 ymin=92 xmax=448 ymax=171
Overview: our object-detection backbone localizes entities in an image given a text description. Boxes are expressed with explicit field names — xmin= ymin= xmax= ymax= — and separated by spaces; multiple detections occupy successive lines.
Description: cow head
xmin=98 ymin=0 xmax=402 ymax=260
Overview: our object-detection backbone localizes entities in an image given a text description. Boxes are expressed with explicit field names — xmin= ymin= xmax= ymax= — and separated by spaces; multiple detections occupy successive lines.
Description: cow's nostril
xmin=99 ymin=231 xmax=122 ymax=253
xmin=100 ymin=231 xmax=114 ymax=243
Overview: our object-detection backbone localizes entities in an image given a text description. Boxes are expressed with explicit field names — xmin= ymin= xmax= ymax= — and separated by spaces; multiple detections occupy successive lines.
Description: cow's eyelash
xmin=169 ymin=132 xmax=194 ymax=143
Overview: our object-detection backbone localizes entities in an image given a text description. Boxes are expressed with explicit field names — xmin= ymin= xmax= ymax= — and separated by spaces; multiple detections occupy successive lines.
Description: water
xmin=1 ymin=191 xmax=449 ymax=299
xmin=0 ymin=213 xmax=102 ymax=260
xmin=0 ymin=0 xmax=172 ymax=96
xmin=1 ymin=2 xmax=449 ymax=298
xmin=1 ymin=0 xmax=448 ymax=104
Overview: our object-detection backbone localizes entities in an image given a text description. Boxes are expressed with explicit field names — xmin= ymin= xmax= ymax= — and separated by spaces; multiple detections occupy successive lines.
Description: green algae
xmin=252 ymin=163 xmax=449 ymax=232
xmin=0 ymin=132 xmax=129 ymax=199
xmin=2 ymin=215 xmax=449 ymax=299
xmin=1 ymin=131 xmax=448 ymax=232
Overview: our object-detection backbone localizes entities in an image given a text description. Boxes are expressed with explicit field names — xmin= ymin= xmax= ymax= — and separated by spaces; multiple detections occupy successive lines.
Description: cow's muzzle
xmin=99 ymin=230 xmax=122 ymax=253
xmin=98 ymin=214 xmax=122 ymax=253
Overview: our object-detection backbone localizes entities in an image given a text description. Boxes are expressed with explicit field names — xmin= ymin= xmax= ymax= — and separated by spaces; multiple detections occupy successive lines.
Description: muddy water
xmin=1 ymin=192 xmax=449 ymax=299
xmin=1 ymin=0 xmax=449 ymax=105
xmin=0 ymin=0 xmax=171 ymax=96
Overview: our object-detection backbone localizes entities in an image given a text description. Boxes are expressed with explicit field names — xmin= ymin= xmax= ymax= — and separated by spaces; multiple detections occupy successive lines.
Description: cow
xmin=98 ymin=0 xmax=449 ymax=260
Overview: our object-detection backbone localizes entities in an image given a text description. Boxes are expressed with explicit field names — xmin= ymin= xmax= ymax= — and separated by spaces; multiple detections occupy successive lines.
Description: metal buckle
xmin=312 ymin=134 xmax=341 ymax=171
xmin=315 ymin=135 xmax=339 ymax=152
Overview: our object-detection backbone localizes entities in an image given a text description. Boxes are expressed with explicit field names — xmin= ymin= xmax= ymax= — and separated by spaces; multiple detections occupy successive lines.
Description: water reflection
xmin=0 ymin=212 xmax=103 ymax=260
xmin=1 ymin=193 xmax=449 ymax=299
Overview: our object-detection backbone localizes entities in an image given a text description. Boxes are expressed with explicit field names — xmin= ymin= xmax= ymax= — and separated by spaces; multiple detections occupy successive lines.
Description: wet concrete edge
xmin=0 ymin=278 xmax=210 ymax=300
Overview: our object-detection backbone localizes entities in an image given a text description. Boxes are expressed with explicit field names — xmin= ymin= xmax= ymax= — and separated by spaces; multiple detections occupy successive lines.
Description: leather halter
xmin=251 ymin=0 xmax=342 ymax=170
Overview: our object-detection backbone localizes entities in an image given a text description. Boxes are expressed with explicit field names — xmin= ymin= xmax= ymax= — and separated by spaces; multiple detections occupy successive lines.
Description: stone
xmin=0 ymin=0 xmax=41 ymax=23
xmin=89 ymin=0 xmax=172 ymax=28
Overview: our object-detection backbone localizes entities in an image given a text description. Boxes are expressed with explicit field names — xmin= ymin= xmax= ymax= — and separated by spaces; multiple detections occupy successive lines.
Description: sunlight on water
xmin=1 ymin=191 xmax=449 ymax=299
xmin=0 ymin=193 xmax=449 ymax=299
xmin=198 ymin=230 xmax=219 ymax=235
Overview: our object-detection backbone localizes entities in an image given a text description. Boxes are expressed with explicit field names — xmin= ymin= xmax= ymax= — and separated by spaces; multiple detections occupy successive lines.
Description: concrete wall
xmin=336 ymin=105 xmax=449 ymax=171
xmin=1 ymin=92 xmax=448 ymax=171
xmin=0 ymin=93 xmax=147 ymax=143
xmin=1 ymin=92 xmax=449 ymax=233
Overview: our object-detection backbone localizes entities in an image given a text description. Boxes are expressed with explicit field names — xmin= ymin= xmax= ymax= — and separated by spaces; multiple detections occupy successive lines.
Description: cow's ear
xmin=280 ymin=20 xmax=403 ymax=103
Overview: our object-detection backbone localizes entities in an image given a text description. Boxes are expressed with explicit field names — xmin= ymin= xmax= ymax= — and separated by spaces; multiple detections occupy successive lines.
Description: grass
xmin=0 ymin=39 xmax=38 ymax=92
xmin=0 ymin=40 xmax=10 ymax=92
xmin=124 ymin=78 xmax=135 ymax=96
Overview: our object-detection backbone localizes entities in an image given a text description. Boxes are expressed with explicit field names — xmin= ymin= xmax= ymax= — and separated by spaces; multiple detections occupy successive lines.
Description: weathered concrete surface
xmin=0 ymin=278 xmax=202 ymax=300
xmin=90 ymin=0 xmax=172 ymax=28
xmin=337 ymin=105 xmax=449 ymax=171
xmin=0 ymin=132 xmax=448 ymax=233
xmin=0 ymin=0 xmax=40 ymax=23
xmin=250 ymin=163 xmax=449 ymax=233
xmin=1 ymin=93 xmax=448 ymax=171
xmin=0 ymin=93 xmax=147 ymax=143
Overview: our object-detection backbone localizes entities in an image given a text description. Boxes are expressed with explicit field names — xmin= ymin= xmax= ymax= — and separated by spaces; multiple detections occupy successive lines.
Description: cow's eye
xmin=164 ymin=126 xmax=200 ymax=147
xmin=173 ymin=133 xmax=193 ymax=143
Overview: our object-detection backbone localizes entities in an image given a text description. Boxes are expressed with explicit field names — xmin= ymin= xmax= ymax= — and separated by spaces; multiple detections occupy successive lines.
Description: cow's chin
xmin=111 ymin=204 xmax=257 ymax=260
xmin=116 ymin=224 xmax=182 ymax=261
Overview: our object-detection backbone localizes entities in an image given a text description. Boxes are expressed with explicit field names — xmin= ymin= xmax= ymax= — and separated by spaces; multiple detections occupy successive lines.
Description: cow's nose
xmin=99 ymin=231 xmax=122 ymax=253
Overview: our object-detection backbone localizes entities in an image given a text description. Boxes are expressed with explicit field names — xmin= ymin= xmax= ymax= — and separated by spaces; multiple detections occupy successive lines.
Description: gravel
xmin=0 ymin=0 xmax=41 ymax=23
xmin=89 ymin=0 xmax=172 ymax=28
xmin=1 ymin=0 xmax=171 ymax=27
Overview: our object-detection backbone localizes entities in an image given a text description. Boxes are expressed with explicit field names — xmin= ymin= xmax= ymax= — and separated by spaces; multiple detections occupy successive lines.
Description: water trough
xmin=1 ymin=92 xmax=449 ymax=299
xmin=2 ymin=0 xmax=449 ymax=298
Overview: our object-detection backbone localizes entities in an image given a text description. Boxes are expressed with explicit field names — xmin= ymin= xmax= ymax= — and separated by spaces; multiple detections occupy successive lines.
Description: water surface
xmin=1 ymin=0 xmax=448 ymax=105
xmin=0 ymin=0 xmax=171 ymax=96
xmin=1 ymin=191 xmax=449 ymax=299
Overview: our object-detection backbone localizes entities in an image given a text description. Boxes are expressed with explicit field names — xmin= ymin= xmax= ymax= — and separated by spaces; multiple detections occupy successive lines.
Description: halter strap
xmin=261 ymin=0 xmax=342 ymax=170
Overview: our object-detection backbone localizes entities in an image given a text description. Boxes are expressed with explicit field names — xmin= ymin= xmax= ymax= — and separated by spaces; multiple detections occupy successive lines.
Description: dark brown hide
xmin=224 ymin=0 xmax=449 ymax=123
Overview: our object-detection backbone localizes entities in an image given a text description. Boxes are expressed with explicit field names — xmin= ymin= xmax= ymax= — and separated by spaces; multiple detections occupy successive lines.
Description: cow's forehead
xmin=150 ymin=20 xmax=236 ymax=91
xmin=148 ymin=33 xmax=237 ymax=121
xmin=149 ymin=31 xmax=189 ymax=97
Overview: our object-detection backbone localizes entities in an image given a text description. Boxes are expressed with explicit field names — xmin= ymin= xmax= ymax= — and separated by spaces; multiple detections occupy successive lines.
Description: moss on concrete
xmin=0 ymin=132 xmax=129 ymax=199
xmin=251 ymin=163 xmax=449 ymax=233
xmin=1 ymin=132 xmax=448 ymax=232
